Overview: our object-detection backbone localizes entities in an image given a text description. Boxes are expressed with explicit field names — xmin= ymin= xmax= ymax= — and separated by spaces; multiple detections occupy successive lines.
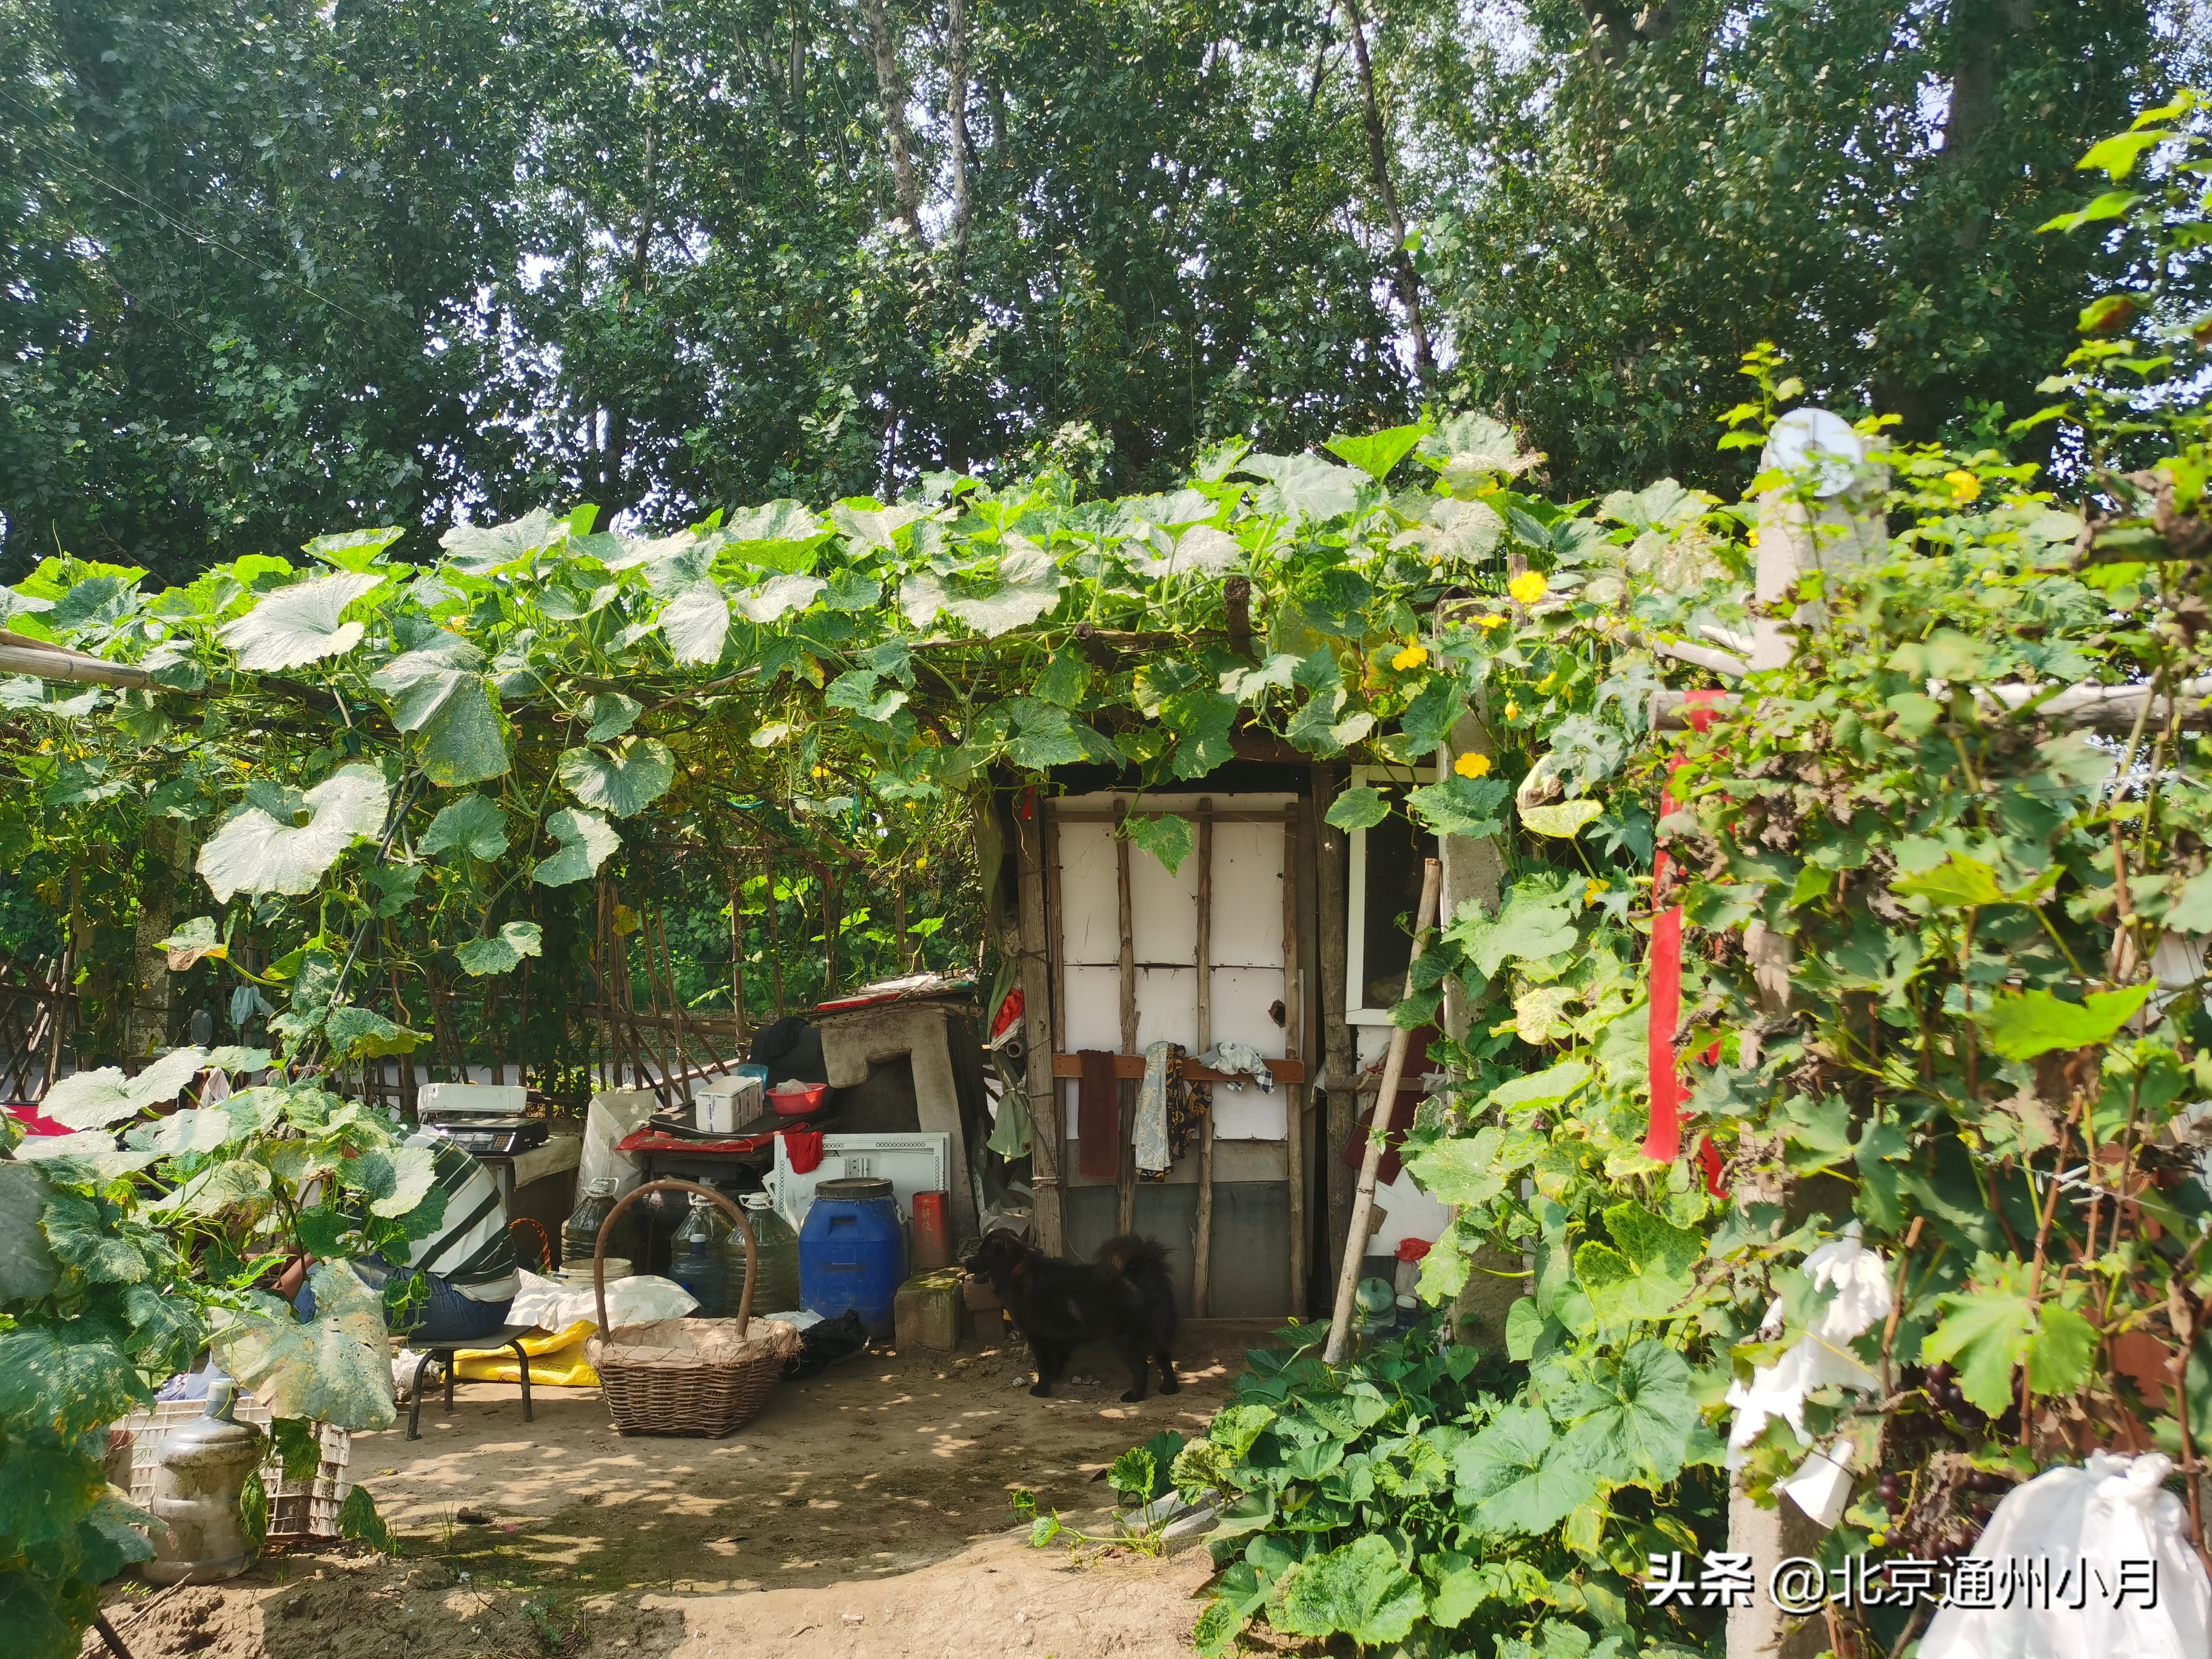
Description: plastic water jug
xmin=799 ymin=1176 xmax=903 ymax=1337
xmin=739 ymin=1192 xmax=801 ymax=1314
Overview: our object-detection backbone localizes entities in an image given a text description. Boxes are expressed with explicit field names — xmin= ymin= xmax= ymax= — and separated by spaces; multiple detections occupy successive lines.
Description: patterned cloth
xmin=1134 ymin=1041 xmax=1210 ymax=1182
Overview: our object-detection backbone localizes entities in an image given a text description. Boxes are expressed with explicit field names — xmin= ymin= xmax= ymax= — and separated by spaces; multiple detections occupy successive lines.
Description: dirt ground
xmin=97 ymin=1319 xmax=1275 ymax=1659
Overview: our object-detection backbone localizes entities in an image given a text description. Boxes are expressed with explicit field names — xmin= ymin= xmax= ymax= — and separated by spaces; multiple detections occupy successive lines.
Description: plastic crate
xmin=116 ymin=1395 xmax=352 ymax=1541
xmin=767 ymin=1131 xmax=950 ymax=1233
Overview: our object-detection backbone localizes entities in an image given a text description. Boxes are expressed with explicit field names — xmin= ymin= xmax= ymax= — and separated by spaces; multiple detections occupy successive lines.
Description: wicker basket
xmin=115 ymin=1396 xmax=351 ymax=1541
xmin=586 ymin=1178 xmax=795 ymax=1436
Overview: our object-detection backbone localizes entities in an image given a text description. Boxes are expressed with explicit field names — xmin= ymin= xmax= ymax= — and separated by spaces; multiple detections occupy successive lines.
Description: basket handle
xmin=594 ymin=1178 xmax=758 ymax=1341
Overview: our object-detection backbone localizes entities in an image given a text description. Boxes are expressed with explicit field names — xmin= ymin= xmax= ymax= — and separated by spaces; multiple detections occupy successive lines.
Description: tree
xmin=1417 ymin=0 xmax=2162 ymax=495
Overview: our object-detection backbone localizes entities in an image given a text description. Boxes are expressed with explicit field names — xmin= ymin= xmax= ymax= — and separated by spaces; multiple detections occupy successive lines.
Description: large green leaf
xmin=1519 ymin=799 xmax=1603 ymax=838
xmin=36 ymin=1190 xmax=149 ymax=1285
xmin=1487 ymin=1059 xmax=1591 ymax=1111
xmin=221 ymin=572 xmax=382 ymax=671
xmin=41 ymin=1046 xmax=209 ymax=1130
xmin=0 ymin=1327 xmax=146 ymax=1438
xmin=534 ymin=808 xmax=620 ymax=886
xmin=1980 ymin=985 xmax=2153 ymax=1061
xmin=1322 ymin=423 xmax=1426 ymax=482
xmin=440 ymin=508 xmax=567 ymax=574
xmin=1574 ymin=1204 xmax=1703 ymax=1327
xmin=126 ymin=1105 xmax=238 ymax=1157
xmin=196 ymin=767 xmax=387 ymax=903
xmin=210 ymin=1269 xmax=395 ymax=1430
xmin=1325 ymin=787 xmax=1389 ymax=832
xmin=1452 ymin=1404 xmax=1600 ymax=1535
xmin=0 ymin=1440 xmax=105 ymax=1547
xmin=1125 ymin=813 xmax=1195 ymax=876
xmin=1408 ymin=776 xmax=1507 ymax=840
xmin=1448 ymin=880 xmax=1578 ymax=977
xmin=323 ymin=1007 xmax=427 ymax=1059
xmin=1561 ymin=1339 xmax=1694 ymax=1484
xmin=454 ymin=921 xmax=545 ymax=977
xmin=1272 ymin=1535 xmax=1426 ymax=1644
xmin=0 ymin=1166 xmax=60 ymax=1302
xmin=419 ymin=795 xmax=509 ymax=860
xmin=658 ymin=579 xmax=731 ymax=664
xmin=558 ymin=740 xmax=675 ymax=817
xmin=727 ymin=499 xmax=834 ymax=568
xmin=370 ymin=637 xmax=509 ymax=786
xmin=732 ymin=573 xmax=826 ymax=623
xmin=1241 ymin=453 xmax=1362 ymax=523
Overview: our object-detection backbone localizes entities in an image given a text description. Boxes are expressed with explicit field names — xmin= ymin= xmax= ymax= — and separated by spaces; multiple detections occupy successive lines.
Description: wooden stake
xmin=1283 ymin=803 xmax=1306 ymax=1317
xmin=1115 ymin=802 xmax=1139 ymax=1236
xmin=1323 ymin=857 xmax=1439 ymax=1364
xmin=1313 ymin=764 xmax=1355 ymax=1289
xmin=1017 ymin=795 xmax=1065 ymax=1252
xmin=1193 ymin=799 xmax=1216 ymax=1318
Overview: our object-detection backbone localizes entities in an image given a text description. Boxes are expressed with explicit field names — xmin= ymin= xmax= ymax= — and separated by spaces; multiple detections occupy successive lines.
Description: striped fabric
xmin=401 ymin=1133 xmax=518 ymax=1303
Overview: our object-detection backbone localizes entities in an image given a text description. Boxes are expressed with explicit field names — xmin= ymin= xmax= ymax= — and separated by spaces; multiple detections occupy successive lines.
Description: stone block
xmin=894 ymin=1269 xmax=965 ymax=1352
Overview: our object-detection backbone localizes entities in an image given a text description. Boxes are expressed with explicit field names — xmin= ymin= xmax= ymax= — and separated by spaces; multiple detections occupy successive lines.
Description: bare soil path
xmin=96 ymin=1319 xmax=1273 ymax=1659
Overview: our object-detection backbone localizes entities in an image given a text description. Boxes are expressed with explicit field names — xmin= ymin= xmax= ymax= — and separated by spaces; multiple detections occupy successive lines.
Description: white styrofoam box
xmin=1208 ymin=819 xmax=1287 ymax=967
xmin=1129 ymin=833 xmax=1199 ymax=964
xmin=1210 ymin=1082 xmax=1287 ymax=1141
xmin=418 ymin=1082 xmax=528 ymax=1116
xmin=1135 ymin=965 xmax=1198 ymax=1050
xmin=694 ymin=1076 xmax=763 ymax=1133
xmin=1061 ymin=963 xmax=1125 ymax=1050
xmin=1210 ymin=965 xmax=1293 ymax=1054
xmin=768 ymin=1131 xmax=951 ymax=1233
xmin=1056 ymin=820 xmax=1121 ymax=965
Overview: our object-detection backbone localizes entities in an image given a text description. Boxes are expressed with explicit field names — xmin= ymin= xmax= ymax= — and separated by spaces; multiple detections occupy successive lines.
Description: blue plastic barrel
xmin=799 ymin=1177 xmax=904 ymax=1336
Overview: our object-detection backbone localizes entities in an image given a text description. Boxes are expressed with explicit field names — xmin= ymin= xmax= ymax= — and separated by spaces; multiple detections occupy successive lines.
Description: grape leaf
xmin=1125 ymin=812 xmax=1195 ymax=876
xmin=1980 ymin=985 xmax=2153 ymax=1061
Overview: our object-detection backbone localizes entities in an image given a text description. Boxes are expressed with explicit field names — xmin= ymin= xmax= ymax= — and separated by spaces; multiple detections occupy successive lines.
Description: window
xmin=1345 ymin=764 xmax=1438 ymax=1025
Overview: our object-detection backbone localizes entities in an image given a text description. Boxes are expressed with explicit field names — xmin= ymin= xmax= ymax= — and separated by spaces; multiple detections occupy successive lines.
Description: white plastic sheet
xmin=508 ymin=1267 xmax=696 ymax=1334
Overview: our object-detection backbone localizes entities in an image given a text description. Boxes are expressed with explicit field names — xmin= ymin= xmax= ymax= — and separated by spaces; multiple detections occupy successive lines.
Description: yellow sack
xmin=453 ymin=1319 xmax=601 ymax=1388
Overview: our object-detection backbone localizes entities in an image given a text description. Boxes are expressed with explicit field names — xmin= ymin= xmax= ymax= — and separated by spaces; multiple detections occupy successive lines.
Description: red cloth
xmin=782 ymin=1128 xmax=825 ymax=1174
xmin=1077 ymin=1050 xmax=1121 ymax=1179
xmin=991 ymin=989 xmax=1024 ymax=1038
xmin=1396 ymin=1238 xmax=1432 ymax=1263
xmin=5 ymin=1104 xmax=70 ymax=1137
xmin=1644 ymin=691 xmax=1729 ymax=1165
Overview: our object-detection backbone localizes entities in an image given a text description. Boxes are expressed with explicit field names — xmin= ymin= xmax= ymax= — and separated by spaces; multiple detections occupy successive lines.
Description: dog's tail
xmin=1096 ymin=1233 xmax=1172 ymax=1289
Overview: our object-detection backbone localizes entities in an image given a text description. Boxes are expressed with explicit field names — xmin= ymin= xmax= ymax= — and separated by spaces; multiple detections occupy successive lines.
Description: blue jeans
xmin=296 ymin=1259 xmax=513 ymax=1345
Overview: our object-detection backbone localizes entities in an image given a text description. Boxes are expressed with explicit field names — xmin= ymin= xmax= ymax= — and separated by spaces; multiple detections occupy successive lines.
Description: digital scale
xmin=417 ymin=1082 xmax=548 ymax=1157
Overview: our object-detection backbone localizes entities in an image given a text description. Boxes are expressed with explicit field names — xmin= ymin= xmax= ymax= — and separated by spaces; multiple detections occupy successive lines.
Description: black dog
xmin=968 ymin=1230 xmax=1179 ymax=1402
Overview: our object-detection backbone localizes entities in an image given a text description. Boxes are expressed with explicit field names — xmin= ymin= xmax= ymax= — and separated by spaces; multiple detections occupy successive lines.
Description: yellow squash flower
xmin=1536 ymin=672 xmax=1557 ymax=694
xmin=1477 ymin=613 xmax=1506 ymax=630
xmin=1584 ymin=879 xmax=1607 ymax=905
xmin=1746 ymin=529 xmax=1761 ymax=549
xmin=1945 ymin=469 xmax=1981 ymax=503
xmin=1504 ymin=699 xmax=1521 ymax=722
xmin=1392 ymin=642 xmax=1429 ymax=671
xmin=1507 ymin=570 xmax=1549 ymax=605
xmin=1455 ymin=751 xmax=1492 ymax=780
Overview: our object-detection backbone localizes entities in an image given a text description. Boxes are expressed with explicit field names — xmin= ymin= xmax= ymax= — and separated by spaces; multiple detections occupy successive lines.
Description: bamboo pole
xmin=1313 ymin=763 xmax=1355 ymax=1289
xmin=1322 ymin=857 xmax=1439 ymax=1365
xmin=1017 ymin=795 xmax=1065 ymax=1252
xmin=1282 ymin=803 xmax=1306 ymax=1317
xmin=1114 ymin=802 xmax=1139 ymax=1236
xmin=1193 ymin=800 xmax=1216 ymax=1318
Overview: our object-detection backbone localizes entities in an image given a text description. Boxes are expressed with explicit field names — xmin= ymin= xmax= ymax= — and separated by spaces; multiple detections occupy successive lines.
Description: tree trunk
xmin=859 ymin=0 xmax=926 ymax=241
xmin=945 ymin=0 xmax=973 ymax=266
xmin=1340 ymin=0 xmax=1434 ymax=390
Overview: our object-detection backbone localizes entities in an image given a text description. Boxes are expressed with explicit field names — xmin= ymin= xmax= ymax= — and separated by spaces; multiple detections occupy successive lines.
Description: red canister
xmin=911 ymin=1190 xmax=953 ymax=1272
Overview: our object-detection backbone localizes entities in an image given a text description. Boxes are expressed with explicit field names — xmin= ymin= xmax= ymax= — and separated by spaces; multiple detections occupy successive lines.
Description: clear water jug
xmin=562 ymin=1175 xmax=635 ymax=1270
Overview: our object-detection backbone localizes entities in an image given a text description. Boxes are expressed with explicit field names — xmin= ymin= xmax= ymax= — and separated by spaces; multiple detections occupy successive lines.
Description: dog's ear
xmin=1010 ymin=1258 xmax=1027 ymax=1276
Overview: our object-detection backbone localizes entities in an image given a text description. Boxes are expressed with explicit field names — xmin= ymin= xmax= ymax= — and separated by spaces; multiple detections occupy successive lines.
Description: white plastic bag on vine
xmin=1921 ymin=1450 xmax=2212 ymax=1659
